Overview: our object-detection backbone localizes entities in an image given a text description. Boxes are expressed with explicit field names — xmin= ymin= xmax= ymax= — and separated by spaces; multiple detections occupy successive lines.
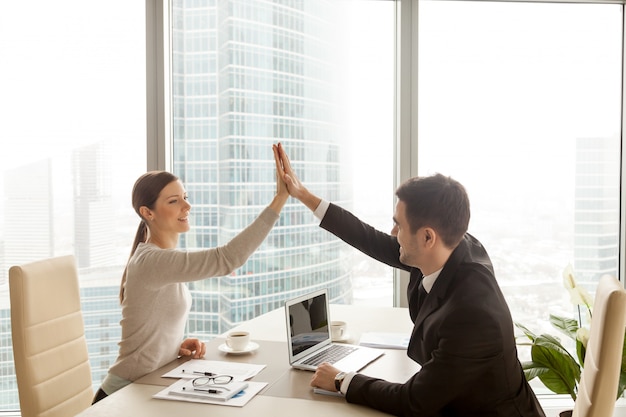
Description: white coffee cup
xmin=330 ymin=320 xmax=347 ymax=341
xmin=226 ymin=331 xmax=250 ymax=351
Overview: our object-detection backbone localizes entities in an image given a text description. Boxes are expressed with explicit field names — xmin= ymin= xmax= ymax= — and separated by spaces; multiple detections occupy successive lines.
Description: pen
xmin=181 ymin=369 xmax=216 ymax=376
xmin=182 ymin=387 xmax=223 ymax=394
xmin=193 ymin=371 xmax=216 ymax=376
xmin=203 ymin=389 xmax=223 ymax=394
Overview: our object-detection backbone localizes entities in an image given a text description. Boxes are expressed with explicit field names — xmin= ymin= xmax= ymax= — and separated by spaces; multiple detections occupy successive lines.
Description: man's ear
xmin=423 ymin=227 xmax=437 ymax=248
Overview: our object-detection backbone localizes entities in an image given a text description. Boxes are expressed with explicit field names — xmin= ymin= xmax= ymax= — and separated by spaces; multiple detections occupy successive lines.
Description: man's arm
xmin=321 ymin=203 xmax=409 ymax=271
xmin=276 ymin=143 xmax=408 ymax=271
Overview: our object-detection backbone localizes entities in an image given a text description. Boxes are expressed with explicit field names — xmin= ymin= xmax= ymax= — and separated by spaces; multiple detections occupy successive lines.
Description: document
xmin=154 ymin=379 xmax=267 ymax=407
xmin=162 ymin=359 xmax=266 ymax=381
xmin=168 ymin=379 xmax=249 ymax=401
xmin=359 ymin=332 xmax=410 ymax=349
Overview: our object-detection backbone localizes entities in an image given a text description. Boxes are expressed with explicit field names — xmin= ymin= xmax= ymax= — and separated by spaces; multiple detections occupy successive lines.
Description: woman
xmin=93 ymin=144 xmax=288 ymax=403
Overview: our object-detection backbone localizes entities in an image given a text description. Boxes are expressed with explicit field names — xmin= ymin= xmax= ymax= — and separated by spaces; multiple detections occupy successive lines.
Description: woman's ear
xmin=139 ymin=206 xmax=152 ymax=221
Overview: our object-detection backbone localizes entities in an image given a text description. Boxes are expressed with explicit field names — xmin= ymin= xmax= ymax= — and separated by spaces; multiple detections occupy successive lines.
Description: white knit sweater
xmin=102 ymin=207 xmax=279 ymax=393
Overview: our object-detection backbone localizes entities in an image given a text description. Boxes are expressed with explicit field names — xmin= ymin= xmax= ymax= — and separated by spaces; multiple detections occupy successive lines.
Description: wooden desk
xmin=78 ymin=383 xmax=385 ymax=417
xmin=76 ymin=304 xmax=597 ymax=417
xmin=78 ymin=304 xmax=415 ymax=417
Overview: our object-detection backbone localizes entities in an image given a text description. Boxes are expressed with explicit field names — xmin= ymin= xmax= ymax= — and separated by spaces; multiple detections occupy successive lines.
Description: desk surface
xmin=79 ymin=304 xmax=414 ymax=417
xmin=79 ymin=383 xmax=386 ymax=417
xmin=77 ymin=304 xmax=590 ymax=417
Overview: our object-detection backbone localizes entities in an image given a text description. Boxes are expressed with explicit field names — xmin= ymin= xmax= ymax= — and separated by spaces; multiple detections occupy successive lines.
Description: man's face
xmin=391 ymin=200 xmax=422 ymax=268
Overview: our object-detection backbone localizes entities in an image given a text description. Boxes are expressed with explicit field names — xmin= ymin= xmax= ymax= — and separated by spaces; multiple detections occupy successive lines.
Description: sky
xmin=0 ymin=1 xmax=146 ymax=168
xmin=0 ymin=0 xmax=147 ymax=225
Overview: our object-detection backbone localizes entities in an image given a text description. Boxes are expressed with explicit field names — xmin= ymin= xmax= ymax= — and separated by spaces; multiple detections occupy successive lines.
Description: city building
xmin=171 ymin=0 xmax=354 ymax=339
xmin=574 ymin=136 xmax=620 ymax=284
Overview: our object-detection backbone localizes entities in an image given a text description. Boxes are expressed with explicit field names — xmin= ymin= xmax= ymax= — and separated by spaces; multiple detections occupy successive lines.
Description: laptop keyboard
xmin=302 ymin=344 xmax=358 ymax=367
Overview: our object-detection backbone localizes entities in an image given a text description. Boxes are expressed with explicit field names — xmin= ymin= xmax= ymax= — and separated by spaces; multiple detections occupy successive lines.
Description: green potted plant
xmin=515 ymin=265 xmax=626 ymax=416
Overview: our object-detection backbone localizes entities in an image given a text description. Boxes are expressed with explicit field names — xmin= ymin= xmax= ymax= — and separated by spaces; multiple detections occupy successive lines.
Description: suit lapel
xmin=412 ymin=240 xmax=469 ymax=329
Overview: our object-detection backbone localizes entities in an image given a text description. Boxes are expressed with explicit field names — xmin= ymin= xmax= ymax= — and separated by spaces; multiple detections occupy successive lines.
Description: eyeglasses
xmin=192 ymin=375 xmax=234 ymax=386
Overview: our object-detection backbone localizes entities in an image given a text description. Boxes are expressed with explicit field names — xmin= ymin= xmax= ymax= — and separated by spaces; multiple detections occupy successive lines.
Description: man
xmin=276 ymin=143 xmax=545 ymax=417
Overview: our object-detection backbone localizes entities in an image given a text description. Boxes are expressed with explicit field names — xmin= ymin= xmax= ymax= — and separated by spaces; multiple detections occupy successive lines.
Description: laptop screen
xmin=286 ymin=290 xmax=330 ymax=356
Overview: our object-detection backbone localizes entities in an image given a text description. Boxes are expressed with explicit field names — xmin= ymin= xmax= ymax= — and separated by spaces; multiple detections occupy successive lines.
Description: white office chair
xmin=572 ymin=274 xmax=626 ymax=417
xmin=9 ymin=255 xmax=93 ymax=417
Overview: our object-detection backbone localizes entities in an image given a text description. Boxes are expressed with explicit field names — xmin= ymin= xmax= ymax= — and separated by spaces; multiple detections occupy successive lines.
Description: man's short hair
xmin=395 ymin=173 xmax=470 ymax=248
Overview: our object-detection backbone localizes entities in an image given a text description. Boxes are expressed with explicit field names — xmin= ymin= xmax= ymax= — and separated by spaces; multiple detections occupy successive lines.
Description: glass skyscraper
xmin=574 ymin=136 xmax=620 ymax=284
xmin=0 ymin=0 xmax=363 ymax=410
xmin=171 ymin=0 xmax=354 ymax=338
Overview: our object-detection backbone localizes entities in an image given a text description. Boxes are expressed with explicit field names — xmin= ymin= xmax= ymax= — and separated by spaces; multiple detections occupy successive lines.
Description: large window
xmin=168 ymin=0 xmax=395 ymax=339
xmin=0 ymin=0 xmax=146 ymax=410
xmin=167 ymin=0 xmax=624 ymax=362
xmin=0 ymin=0 xmax=624 ymax=413
xmin=418 ymin=0 xmax=622 ymax=393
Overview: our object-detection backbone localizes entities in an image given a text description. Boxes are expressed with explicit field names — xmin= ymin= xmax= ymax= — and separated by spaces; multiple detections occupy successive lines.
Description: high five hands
xmin=272 ymin=142 xmax=321 ymax=211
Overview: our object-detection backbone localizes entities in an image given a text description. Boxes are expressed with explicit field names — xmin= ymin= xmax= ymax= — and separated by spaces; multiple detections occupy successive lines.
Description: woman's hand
xmin=273 ymin=143 xmax=289 ymax=200
xmin=274 ymin=142 xmax=321 ymax=212
xmin=268 ymin=143 xmax=290 ymax=214
xmin=179 ymin=338 xmax=206 ymax=359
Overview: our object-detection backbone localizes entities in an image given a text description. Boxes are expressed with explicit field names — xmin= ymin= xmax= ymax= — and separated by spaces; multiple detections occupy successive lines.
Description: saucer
xmin=218 ymin=341 xmax=259 ymax=355
xmin=332 ymin=334 xmax=351 ymax=343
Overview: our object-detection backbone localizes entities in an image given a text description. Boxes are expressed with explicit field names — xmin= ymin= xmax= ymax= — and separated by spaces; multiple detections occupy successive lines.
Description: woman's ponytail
xmin=119 ymin=220 xmax=149 ymax=303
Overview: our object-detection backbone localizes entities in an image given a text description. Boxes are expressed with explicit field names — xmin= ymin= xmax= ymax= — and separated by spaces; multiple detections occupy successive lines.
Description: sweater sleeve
xmin=129 ymin=206 xmax=279 ymax=285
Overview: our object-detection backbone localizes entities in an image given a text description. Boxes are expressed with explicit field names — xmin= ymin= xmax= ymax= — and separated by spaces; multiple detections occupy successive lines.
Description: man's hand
xmin=310 ymin=362 xmax=342 ymax=392
xmin=274 ymin=142 xmax=322 ymax=211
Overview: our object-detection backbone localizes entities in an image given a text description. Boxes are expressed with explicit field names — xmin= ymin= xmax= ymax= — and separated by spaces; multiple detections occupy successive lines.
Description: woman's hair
xmin=119 ymin=171 xmax=179 ymax=303
xmin=395 ymin=173 xmax=470 ymax=249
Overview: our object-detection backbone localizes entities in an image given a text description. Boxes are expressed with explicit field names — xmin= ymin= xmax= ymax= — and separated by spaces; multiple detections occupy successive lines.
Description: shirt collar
xmin=422 ymin=268 xmax=443 ymax=293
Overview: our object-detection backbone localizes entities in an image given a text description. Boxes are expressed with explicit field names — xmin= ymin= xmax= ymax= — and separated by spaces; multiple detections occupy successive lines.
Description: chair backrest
xmin=573 ymin=275 xmax=626 ymax=417
xmin=9 ymin=255 xmax=93 ymax=417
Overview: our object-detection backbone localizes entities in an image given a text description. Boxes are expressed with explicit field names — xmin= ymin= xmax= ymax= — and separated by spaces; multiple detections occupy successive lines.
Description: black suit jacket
xmin=320 ymin=203 xmax=545 ymax=417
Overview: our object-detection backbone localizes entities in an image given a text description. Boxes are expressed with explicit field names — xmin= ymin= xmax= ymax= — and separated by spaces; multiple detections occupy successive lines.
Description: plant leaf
xmin=618 ymin=371 xmax=626 ymax=401
xmin=520 ymin=360 xmax=550 ymax=381
xmin=550 ymin=314 xmax=579 ymax=341
xmin=621 ymin=329 xmax=626 ymax=374
xmin=515 ymin=322 xmax=537 ymax=343
xmin=576 ymin=338 xmax=586 ymax=368
xmin=531 ymin=334 xmax=581 ymax=401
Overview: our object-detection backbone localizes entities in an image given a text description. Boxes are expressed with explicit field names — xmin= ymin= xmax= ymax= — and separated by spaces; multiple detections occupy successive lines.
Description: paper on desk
xmin=162 ymin=359 xmax=266 ymax=381
xmin=359 ymin=332 xmax=410 ymax=349
xmin=169 ymin=379 xmax=249 ymax=401
xmin=313 ymin=388 xmax=344 ymax=397
xmin=153 ymin=378 xmax=267 ymax=407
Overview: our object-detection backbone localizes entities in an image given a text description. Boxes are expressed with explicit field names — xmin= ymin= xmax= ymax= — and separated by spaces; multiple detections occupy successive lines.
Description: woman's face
xmin=147 ymin=180 xmax=191 ymax=235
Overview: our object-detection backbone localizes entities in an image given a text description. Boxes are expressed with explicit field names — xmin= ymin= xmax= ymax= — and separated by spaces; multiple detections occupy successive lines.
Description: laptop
xmin=284 ymin=288 xmax=384 ymax=371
